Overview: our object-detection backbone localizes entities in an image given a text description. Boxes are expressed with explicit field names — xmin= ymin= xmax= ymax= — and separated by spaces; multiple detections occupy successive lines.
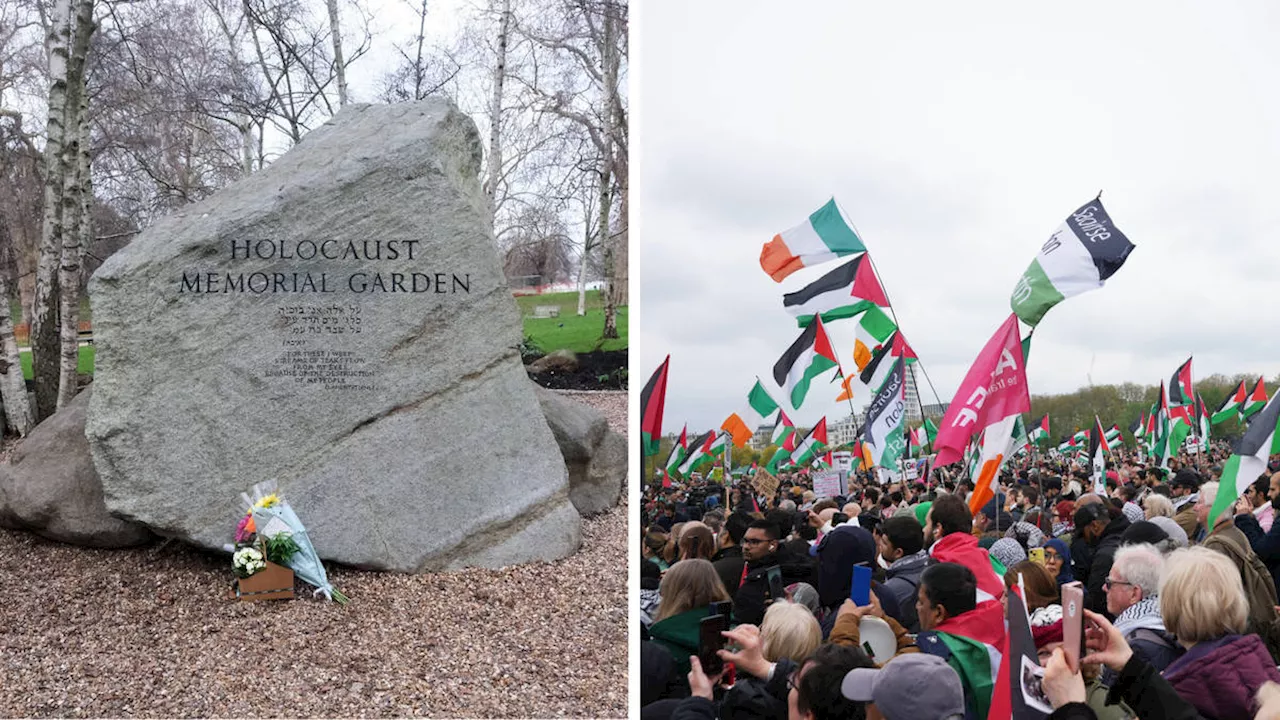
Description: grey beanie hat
xmin=989 ymin=537 xmax=1028 ymax=570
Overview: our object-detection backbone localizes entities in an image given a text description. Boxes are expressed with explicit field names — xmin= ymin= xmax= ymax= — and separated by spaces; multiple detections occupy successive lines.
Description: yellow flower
xmin=254 ymin=493 xmax=280 ymax=509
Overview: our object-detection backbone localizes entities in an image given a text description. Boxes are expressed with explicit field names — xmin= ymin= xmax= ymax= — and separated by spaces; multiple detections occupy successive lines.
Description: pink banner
xmin=934 ymin=313 xmax=1031 ymax=466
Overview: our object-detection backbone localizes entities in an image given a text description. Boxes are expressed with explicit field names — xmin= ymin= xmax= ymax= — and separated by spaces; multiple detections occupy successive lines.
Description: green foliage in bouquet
xmin=265 ymin=532 xmax=301 ymax=566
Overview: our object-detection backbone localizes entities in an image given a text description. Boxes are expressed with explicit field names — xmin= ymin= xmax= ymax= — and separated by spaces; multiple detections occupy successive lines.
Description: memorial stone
xmin=86 ymin=99 xmax=581 ymax=572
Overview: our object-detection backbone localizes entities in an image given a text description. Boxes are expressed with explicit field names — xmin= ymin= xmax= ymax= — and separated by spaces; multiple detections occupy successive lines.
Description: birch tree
xmin=55 ymin=0 xmax=93 ymax=409
xmin=30 ymin=0 xmax=72 ymax=420
xmin=0 ymin=231 xmax=33 ymax=435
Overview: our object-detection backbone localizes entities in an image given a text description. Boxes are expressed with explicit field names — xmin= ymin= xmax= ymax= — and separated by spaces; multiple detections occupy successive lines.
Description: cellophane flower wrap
xmin=241 ymin=480 xmax=349 ymax=604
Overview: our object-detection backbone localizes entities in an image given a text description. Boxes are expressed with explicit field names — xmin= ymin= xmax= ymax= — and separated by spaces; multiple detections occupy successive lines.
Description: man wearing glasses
xmin=1104 ymin=543 xmax=1182 ymax=676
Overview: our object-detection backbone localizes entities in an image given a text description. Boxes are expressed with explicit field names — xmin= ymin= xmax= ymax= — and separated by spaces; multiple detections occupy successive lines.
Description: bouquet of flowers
xmin=232 ymin=547 xmax=266 ymax=578
xmin=234 ymin=480 xmax=349 ymax=604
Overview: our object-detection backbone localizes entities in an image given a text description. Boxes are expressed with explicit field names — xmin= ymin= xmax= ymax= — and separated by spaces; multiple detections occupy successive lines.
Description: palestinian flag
xmin=1010 ymin=415 xmax=1029 ymax=456
xmin=677 ymin=431 xmax=716 ymax=475
xmin=760 ymin=198 xmax=866 ymax=283
xmin=865 ymin=358 xmax=908 ymax=473
xmin=1028 ymin=414 xmax=1050 ymax=445
xmin=1009 ymin=198 xmax=1135 ymax=326
xmin=1196 ymin=393 xmax=1211 ymax=450
xmin=791 ymin=418 xmax=829 ymax=467
xmin=1168 ymin=357 xmax=1194 ymax=407
xmin=1208 ymin=391 xmax=1280 ymax=528
xmin=908 ymin=425 xmax=928 ymax=457
xmin=1129 ymin=414 xmax=1144 ymax=438
xmin=770 ymin=409 xmax=796 ymax=447
xmin=767 ymin=428 xmax=800 ymax=473
xmin=1105 ymin=424 xmax=1122 ymax=448
xmin=640 ymin=355 xmax=670 ymax=456
xmin=782 ymin=253 xmax=888 ymax=327
xmin=924 ymin=600 xmax=1006 ymax=720
xmin=1242 ymin=378 xmax=1268 ymax=421
xmin=852 ymin=306 xmax=897 ymax=371
xmin=1213 ymin=381 xmax=1248 ymax=425
xmin=663 ymin=425 xmax=688 ymax=476
xmin=1089 ymin=416 xmax=1109 ymax=494
xmin=773 ymin=315 xmax=839 ymax=409
xmin=722 ymin=379 xmax=780 ymax=448
xmin=859 ymin=331 xmax=917 ymax=393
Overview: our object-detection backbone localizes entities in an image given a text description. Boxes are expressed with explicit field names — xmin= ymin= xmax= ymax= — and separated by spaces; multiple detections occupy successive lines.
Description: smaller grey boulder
xmin=536 ymin=388 xmax=626 ymax=515
xmin=528 ymin=349 xmax=579 ymax=374
xmin=0 ymin=388 xmax=152 ymax=547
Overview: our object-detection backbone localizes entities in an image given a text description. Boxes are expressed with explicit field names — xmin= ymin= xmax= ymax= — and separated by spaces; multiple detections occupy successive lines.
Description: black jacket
xmin=1235 ymin=512 xmax=1280 ymax=598
xmin=1084 ymin=514 xmax=1131 ymax=615
xmin=732 ymin=549 xmax=818 ymax=626
xmin=712 ymin=546 xmax=746 ymax=595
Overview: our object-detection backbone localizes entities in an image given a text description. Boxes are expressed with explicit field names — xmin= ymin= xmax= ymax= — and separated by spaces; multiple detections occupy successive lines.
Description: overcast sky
xmin=635 ymin=0 xmax=1280 ymax=436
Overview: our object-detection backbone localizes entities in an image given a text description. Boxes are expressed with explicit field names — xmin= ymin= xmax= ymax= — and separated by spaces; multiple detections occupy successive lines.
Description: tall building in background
xmin=904 ymin=363 xmax=921 ymax=422
xmin=829 ymin=414 xmax=859 ymax=447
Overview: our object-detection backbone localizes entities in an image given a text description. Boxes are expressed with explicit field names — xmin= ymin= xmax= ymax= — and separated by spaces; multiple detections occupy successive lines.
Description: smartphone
xmin=1029 ymin=547 xmax=1045 ymax=565
xmin=766 ymin=566 xmax=785 ymax=604
xmin=708 ymin=601 xmax=732 ymax=618
xmin=699 ymin=614 xmax=728 ymax=675
xmin=1062 ymin=581 xmax=1085 ymax=671
xmin=850 ymin=563 xmax=872 ymax=606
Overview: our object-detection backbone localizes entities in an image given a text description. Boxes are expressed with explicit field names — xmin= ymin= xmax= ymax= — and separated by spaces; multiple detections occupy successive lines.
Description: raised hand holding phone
xmin=850 ymin=563 xmax=872 ymax=606
xmin=1061 ymin=581 xmax=1084 ymax=672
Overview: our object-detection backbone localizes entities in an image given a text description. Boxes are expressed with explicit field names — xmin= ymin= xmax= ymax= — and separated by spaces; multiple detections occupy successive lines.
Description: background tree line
xmin=0 ymin=0 xmax=627 ymax=436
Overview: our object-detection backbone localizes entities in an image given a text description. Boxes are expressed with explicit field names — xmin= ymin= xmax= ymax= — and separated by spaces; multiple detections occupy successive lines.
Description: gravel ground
xmin=0 ymin=390 xmax=628 ymax=719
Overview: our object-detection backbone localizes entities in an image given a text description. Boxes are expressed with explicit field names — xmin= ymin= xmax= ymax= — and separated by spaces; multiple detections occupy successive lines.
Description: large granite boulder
xmin=0 ymin=388 xmax=152 ymax=547
xmin=86 ymin=99 xmax=580 ymax=572
xmin=536 ymin=388 xmax=626 ymax=515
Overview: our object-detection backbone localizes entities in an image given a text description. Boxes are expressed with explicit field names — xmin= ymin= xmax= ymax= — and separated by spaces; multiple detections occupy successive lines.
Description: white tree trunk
xmin=482 ymin=0 xmax=511 ymax=217
xmin=32 ymin=0 xmax=73 ymax=421
xmin=0 ymin=266 xmax=34 ymax=436
xmin=598 ymin=6 xmax=619 ymax=340
xmin=325 ymin=0 xmax=348 ymax=107
xmin=56 ymin=0 xmax=94 ymax=410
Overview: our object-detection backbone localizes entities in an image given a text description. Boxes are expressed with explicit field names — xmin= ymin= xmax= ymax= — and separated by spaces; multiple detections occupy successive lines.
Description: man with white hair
xmin=1105 ymin=543 xmax=1181 ymax=674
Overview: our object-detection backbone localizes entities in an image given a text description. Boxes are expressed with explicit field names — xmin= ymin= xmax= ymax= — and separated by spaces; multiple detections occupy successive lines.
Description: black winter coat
xmin=732 ymin=549 xmax=818 ymax=626
xmin=1084 ymin=514 xmax=1131 ymax=615
xmin=1234 ymin=512 xmax=1280 ymax=599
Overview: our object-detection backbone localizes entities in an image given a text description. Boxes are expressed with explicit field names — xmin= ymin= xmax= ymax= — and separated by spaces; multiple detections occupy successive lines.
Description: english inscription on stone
xmin=86 ymin=99 xmax=580 ymax=572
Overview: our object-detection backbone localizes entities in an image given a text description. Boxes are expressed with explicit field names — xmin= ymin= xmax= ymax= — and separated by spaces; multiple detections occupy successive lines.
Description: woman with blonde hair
xmin=760 ymin=600 xmax=822 ymax=665
xmin=648 ymin=559 xmax=731 ymax=675
xmin=1143 ymin=493 xmax=1175 ymax=520
xmin=1072 ymin=547 xmax=1280 ymax=719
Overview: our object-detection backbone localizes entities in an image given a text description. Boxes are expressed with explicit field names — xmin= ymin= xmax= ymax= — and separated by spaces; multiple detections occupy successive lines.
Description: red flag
xmin=934 ymin=314 xmax=1031 ymax=466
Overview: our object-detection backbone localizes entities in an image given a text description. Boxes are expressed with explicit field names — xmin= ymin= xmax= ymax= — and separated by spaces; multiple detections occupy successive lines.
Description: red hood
xmin=930 ymin=531 xmax=1006 ymax=602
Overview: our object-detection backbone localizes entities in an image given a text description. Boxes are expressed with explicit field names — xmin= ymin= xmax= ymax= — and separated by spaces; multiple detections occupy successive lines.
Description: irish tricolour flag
xmin=1010 ymin=199 xmax=1135 ymax=326
xmin=760 ymin=198 xmax=866 ymax=283
xmin=782 ymin=253 xmax=888 ymax=327
xmin=773 ymin=316 xmax=839 ymax=409
xmin=1208 ymin=391 xmax=1280 ymax=528
xmin=722 ymin=380 xmax=780 ymax=448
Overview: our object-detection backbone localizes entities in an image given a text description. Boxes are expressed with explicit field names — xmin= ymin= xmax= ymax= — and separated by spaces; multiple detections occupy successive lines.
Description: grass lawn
xmin=525 ymin=307 xmax=627 ymax=354
xmin=518 ymin=290 xmax=628 ymax=353
xmin=11 ymin=290 xmax=622 ymax=379
xmin=20 ymin=346 xmax=95 ymax=379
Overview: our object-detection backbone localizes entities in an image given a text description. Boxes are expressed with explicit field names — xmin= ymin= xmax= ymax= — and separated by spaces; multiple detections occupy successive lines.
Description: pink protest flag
xmin=934 ymin=314 xmax=1031 ymax=467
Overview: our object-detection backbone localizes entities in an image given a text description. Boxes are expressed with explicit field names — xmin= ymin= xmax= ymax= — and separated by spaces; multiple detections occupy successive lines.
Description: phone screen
xmin=699 ymin=614 xmax=728 ymax=675
xmin=767 ymin=566 xmax=785 ymax=604
xmin=850 ymin=563 xmax=872 ymax=606
xmin=1061 ymin=581 xmax=1084 ymax=671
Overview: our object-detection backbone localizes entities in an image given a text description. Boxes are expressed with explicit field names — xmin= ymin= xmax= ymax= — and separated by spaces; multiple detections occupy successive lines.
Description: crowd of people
xmin=639 ymin=443 xmax=1280 ymax=719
